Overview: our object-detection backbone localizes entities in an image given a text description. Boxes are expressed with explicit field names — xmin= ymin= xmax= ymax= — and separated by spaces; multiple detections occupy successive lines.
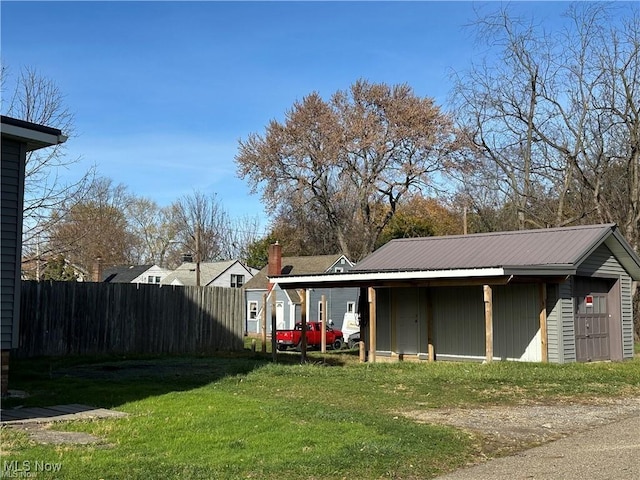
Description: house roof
xmin=161 ymin=260 xmax=249 ymax=286
xmin=244 ymin=254 xmax=348 ymax=291
xmin=102 ymin=265 xmax=155 ymax=283
xmin=271 ymin=224 xmax=640 ymax=288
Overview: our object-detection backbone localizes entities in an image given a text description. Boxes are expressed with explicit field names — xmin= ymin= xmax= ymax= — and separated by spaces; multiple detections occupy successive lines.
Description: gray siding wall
xmin=493 ymin=284 xmax=540 ymax=361
xmin=1 ymin=139 xmax=26 ymax=350
xmin=377 ymin=284 xmax=545 ymax=362
xmin=375 ymin=288 xmax=392 ymax=352
xmin=245 ymin=289 xmax=265 ymax=334
xmin=308 ymin=287 xmax=359 ymax=328
xmin=247 ymin=286 xmax=360 ymax=334
xmin=546 ymin=283 xmax=563 ymax=363
xmin=576 ymin=244 xmax=634 ymax=359
xmin=557 ymin=280 xmax=576 ymax=363
xmin=245 ymin=286 xmax=294 ymax=334
xmin=432 ymin=286 xmax=485 ymax=359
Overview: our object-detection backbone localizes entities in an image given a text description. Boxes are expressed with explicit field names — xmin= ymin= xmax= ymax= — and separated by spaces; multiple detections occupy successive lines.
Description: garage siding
xmin=1 ymin=138 xmax=25 ymax=350
xmin=432 ymin=286 xmax=485 ymax=360
xmin=576 ymin=244 xmax=634 ymax=359
xmin=558 ymin=279 xmax=577 ymax=363
xmin=546 ymin=284 xmax=562 ymax=363
xmin=493 ymin=284 xmax=541 ymax=361
xmin=375 ymin=288 xmax=392 ymax=352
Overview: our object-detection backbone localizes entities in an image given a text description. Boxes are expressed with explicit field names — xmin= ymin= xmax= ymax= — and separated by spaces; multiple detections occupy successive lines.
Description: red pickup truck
xmin=276 ymin=321 xmax=344 ymax=351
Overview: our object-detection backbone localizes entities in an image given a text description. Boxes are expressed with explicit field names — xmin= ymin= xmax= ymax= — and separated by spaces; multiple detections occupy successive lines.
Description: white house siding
xmin=131 ymin=266 xmax=172 ymax=285
xmin=208 ymin=263 xmax=251 ymax=288
xmin=575 ymin=244 xmax=634 ymax=359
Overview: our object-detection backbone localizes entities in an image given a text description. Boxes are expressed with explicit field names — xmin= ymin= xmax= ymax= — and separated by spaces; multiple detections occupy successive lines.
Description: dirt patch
xmin=400 ymin=396 xmax=640 ymax=456
xmin=8 ymin=423 xmax=108 ymax=446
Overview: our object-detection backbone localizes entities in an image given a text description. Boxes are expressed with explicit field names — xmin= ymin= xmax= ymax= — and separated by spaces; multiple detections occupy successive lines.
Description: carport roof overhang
xmin=269 ymin=265 xmax=575 ymax=289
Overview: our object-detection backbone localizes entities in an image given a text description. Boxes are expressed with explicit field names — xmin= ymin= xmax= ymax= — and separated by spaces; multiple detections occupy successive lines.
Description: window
xmin=335 ymin=267 xmax=343 ymax=273
xmin=147 ymin=276 xmax=154 ymax=283
xmin=318 ymin=301 xmax=324 ymax=322
xmin=347 ymin=301 xmax=355 ymax=313
xmin=248 ymin=301 xmax=258 ymax=320
xmin=155 ymin=276 xmax=161 ymax=283
xmin=231 ymin=274 xmax=244 ymax=288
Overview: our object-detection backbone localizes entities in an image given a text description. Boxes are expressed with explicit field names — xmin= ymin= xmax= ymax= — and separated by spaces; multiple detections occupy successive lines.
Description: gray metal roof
xmin=355 ymin=224 xmax=622 ymax=272
xmin=271 ymin=224 xmax=640 ymax=288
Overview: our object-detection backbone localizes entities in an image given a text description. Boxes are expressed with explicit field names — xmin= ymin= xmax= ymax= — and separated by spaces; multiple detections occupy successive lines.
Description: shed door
xmin=574 ymin=293 xmax=609 ymax=362
xmin=394 ymin=288 xmax=419 ymax=354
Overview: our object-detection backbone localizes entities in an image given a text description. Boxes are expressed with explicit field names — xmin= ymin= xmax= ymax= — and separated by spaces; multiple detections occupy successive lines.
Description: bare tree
xmin=2 ymin=66 xmax=94 ymax=252
xmin=47 ymin=178 xmax=135 ymax=275
xmin=451 ymin=3 xmax=640 ymax=250
xmin=218 ymin=214 xmax=264 ymax=263
xmin=168 ymin=191 xmax=231 ymax=265
xmin=236 ymin=79 xmax=460 ymax=260
xmin=126 ymin=197 xmax=178 ymax=267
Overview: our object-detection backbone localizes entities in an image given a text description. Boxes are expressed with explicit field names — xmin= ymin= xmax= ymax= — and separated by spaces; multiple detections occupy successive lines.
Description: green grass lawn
xmin=2 ymin=349 xmax=639 ymax=480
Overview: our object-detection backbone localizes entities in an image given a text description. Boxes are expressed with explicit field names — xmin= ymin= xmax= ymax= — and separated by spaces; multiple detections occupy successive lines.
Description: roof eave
xmin=1 ymin=116 xmax=67 ymax=151
xmin=270 ymin=267 xmax=507 ymax=289
xmin=503 ymin=265 xmax=577 ymax=276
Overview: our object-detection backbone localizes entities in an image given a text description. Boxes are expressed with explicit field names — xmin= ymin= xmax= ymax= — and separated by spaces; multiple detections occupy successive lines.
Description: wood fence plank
xmin=17 ymin=281 xmax=244 ymax=358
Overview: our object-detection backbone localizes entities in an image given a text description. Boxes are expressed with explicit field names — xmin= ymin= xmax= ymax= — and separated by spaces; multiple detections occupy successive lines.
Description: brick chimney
xmin=93 ymin=257 xmax=103 ymax=282
xmin=267 ymin=242 xmax=282 ymax=291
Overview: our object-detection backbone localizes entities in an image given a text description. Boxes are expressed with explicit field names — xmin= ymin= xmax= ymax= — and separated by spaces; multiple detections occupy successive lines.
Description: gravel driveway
xmin=434 ymin=413 xmax=640 ymax=479
xmin=399 ymin=396 xmax=640 ymax=479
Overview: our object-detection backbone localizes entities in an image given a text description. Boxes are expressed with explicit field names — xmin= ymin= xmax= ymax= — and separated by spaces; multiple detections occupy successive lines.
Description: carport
xmin=270 ymin=224 xmax=640 ymax=364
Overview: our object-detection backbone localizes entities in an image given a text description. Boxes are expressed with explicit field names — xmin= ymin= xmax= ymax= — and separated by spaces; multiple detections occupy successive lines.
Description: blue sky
xmin=0 ymin=1 xmax=608 ymax=232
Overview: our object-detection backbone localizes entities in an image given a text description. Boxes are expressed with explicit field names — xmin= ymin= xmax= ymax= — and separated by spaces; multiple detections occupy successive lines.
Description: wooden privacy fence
xmin=17 ymin=281 xmax=245 ymax=357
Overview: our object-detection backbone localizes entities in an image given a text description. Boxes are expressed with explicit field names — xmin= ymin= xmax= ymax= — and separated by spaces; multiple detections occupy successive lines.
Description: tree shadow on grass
xmin=3 ymin=349 xmax=355 ymax=410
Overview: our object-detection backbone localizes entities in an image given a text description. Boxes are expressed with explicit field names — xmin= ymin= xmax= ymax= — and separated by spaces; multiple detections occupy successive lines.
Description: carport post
xmin=300 ymin=288 xmax=307 ymax=362
xmin=426 ymin=290 xmax=434 ymax=362
xmin=368 ymin=287 xmax=376 ymax=362
xmin=539 ymin=283 xmax=548 ymax=362
xmin=483 ymin=285 xmax=493 ymax=363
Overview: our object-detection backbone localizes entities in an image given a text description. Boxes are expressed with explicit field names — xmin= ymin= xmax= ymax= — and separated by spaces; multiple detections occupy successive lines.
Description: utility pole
xmin=195 ymin=224 xmax=201 ymax=287
xmin=463 ymin=205 xmax=468 ymax=235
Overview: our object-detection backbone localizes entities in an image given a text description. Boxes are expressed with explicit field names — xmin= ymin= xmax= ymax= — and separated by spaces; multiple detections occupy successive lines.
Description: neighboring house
xmin=161 ymin=260 xmax=254 ymax=288
xmin=244 ymin=243 xmax=358 ymax=334
xmin=21 ymin=255 xmax=89 ymax=282
xmin=1 ymin=115 xmax=67 ymax=395
xmin=102 ymin=264 xmax=172 ymax=285
xmin=273 ymin=224 xmax=640 ymax=364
